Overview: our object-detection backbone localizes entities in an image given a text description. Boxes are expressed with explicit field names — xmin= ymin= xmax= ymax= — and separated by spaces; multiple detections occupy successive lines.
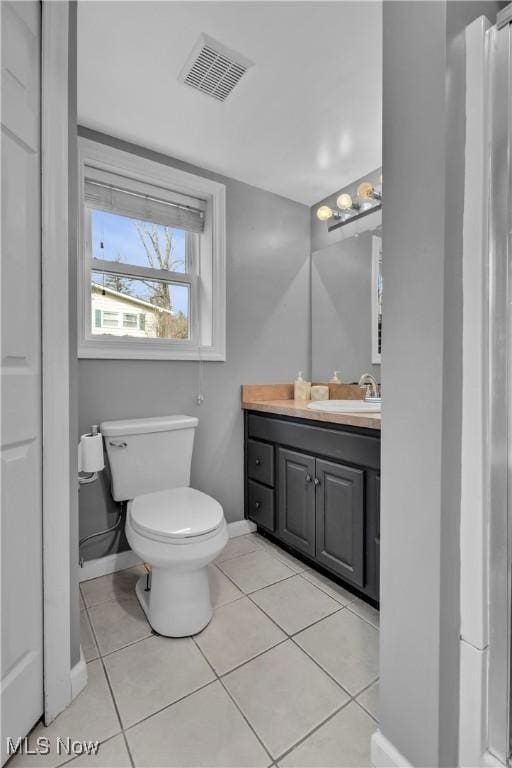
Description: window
xmin=78 ymin=138 xmax=226 ymax=360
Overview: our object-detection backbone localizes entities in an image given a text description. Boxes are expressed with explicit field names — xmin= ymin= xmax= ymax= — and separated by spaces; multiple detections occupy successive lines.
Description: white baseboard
xmin=371 ymin=730 xmax=412 ymax=768
xmin=79 ymin=549 xmax=142 ymax=582
xmin=70 ymin=649 xmax=87 ymax=700
xmin=227 ymin=519 xmax=256 ymax=537
xmin=79 ymin=521 xmax=256 ymax=582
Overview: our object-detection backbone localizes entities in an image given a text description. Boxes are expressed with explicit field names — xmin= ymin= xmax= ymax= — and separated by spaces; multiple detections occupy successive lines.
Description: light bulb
xmin=337 ymin=193 xmax=353 ymax=211
xmin=357 ymin=182 xmax=374 ymax=199
xmin=316 ymin=205 xmax=333 ymax=221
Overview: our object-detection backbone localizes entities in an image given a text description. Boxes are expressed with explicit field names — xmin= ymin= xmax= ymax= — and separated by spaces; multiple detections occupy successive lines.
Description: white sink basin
xmin=307 ymin=399 xmax=381 ymax=413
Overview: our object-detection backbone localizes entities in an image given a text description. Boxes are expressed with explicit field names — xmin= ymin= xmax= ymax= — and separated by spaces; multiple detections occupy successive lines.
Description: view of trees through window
xmin=90 ymin=210 xmax=191 ymax=340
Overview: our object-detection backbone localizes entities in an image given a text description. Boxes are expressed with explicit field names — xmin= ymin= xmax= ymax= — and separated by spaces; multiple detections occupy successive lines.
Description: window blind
xmin=84 ymin=168 xmax=206 ymax=234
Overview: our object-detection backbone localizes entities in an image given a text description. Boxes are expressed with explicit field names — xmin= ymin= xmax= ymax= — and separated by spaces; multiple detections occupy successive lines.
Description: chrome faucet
xmin=358 ymin=373 xmax=381 ymax=402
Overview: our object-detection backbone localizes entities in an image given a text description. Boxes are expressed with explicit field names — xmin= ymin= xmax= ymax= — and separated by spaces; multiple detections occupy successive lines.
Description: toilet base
xmin=135 ymin=568 xmax=213 ymax=637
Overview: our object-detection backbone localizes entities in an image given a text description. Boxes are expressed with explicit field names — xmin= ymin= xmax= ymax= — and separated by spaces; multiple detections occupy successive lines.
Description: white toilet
xmin=100 ymin=415 xmax=228 ymax=637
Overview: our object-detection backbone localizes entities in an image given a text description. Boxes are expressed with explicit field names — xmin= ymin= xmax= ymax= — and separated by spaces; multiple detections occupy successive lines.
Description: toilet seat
xmin=129 ymin=487 xmax=224 ymax=543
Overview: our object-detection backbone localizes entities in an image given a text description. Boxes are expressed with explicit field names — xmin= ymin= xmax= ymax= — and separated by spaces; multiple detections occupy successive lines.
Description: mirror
xmin=311 ymin=216 xmax=382 ymax=383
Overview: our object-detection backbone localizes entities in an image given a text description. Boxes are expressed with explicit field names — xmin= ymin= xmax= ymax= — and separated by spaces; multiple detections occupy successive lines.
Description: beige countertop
xmin=241 ymin=384 xmax=381 ymax=431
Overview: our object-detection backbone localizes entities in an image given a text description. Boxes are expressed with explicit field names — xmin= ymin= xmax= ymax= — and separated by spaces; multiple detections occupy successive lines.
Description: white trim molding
xmin=70 ymin=650 xmax=87 ymax=702
xmin=77 ymin=137 xmax=226 ymax=361
xmin=79 ymin=520 xmax=257 ymax=582
xmin=79 ymin=549 xmax=143 ymax=582
xmin=371 ymin=730 xmax=413 ymax=768
xmin=41 ymin=0 xmax=73 ymax=724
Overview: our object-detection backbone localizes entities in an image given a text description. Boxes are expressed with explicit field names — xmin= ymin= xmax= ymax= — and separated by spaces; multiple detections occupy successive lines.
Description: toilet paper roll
xmin=78 ymin=433 xmax=105 ymax=473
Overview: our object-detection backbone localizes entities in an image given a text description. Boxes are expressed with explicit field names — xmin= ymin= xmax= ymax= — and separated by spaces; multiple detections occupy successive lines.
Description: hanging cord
xmin=194 ymin=238 xmax=205 ymax=405
xmin=78 ymin=502 xmax=126 ymax=566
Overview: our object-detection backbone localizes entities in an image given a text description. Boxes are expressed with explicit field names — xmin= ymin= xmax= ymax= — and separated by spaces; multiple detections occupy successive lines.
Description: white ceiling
xmin=77 ymin=1 xmax=382 ymax=206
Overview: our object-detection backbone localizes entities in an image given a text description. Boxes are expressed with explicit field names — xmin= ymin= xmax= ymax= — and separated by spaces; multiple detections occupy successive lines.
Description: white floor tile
xmin=65 ymin=734 xmax=131 ymax=767
xmin=251 ymin=575 xmax=341 ymax=635
xmin=280 ymin=702 xmax=376 ymax=767
xmin=80 ymin=610 xmax=99 ymax=663
xmin=300 ymin=570 xmax=355 ymax=606
xmin=348 ymin=598 xmax=380 ymax=629
xmin=356 ymin=680 xmax=379 ymax=722
xmin=295 ymin=610 xmax=379 ymax=696
xmin=218 ymin=550 xmax=294 ymax=594
xmin=88 ymin=596 xmax=152 ymax=656
xmin=195 ymin=597 xmax=285 ymax=675
xmin=223 ymin=640 xmax=348 ymax=759
xmin=81 ymin=566 xmax=147 ymax=609
xmin=104 ymin=634 xmax=215 ymax=728
xmin=208 ymin=564 xmax=243 ymax=607
xmin=126 ymin=681 xmax=270 ymax=767
xmin=216 ymin=534 xmax=263 ymax=562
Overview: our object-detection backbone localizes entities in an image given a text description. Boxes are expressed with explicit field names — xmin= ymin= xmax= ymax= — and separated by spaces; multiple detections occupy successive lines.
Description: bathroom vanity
xmin=242 ymin=385 xmax=381 ymax=604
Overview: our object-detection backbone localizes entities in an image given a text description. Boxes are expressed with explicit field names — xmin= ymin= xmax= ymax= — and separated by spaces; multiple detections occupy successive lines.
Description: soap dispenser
xmin=329 ymin=371 xmax=342 ymax=384
xmin=294 ymin=371 xmax=311 ymax=401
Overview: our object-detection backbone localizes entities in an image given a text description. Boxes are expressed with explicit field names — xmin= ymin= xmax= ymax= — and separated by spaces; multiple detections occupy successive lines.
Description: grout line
xmin=273 ymin=697 xmax=354 ymax=764
xmin=94 ymin=630 xmax=155 ymax=660
xmin=84 ymin=609 xmax=133 ymax=766
xmin=345 ymin=602 xmax=380 ymax=631
xmin=121 ymin=676 xmax=219 ymax=735
xmin=79 ymin=533 xmax=379 ymax=764
xmin=244 ymin=592 xmax=353 ymax=699
xmin=191 ymin=636 xmax=275 ymax=765
xmin=298 ymin=570 xmax=357 ymax=607
xmin=353 ymin=694 xmax=379 ymax=725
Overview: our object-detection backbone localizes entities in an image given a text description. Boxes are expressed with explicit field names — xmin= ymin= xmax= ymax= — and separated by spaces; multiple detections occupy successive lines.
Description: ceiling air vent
xmin=178 ymin=34 xmax=254 ymax=102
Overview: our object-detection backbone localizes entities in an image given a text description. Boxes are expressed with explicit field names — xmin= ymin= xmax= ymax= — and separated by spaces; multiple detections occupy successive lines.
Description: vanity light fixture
xmin=316 ymin=205 xmax=341 ymax=222
xmin=316 ymin=176 xmax=382 ymax=230
xmin=357 ymin=181 xmax=382 ymax=201
xmin=336 ymin=192 xmax=360 ymax=214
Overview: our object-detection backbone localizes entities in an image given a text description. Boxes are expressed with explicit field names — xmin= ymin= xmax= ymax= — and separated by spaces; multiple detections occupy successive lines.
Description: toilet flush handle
xmin=109 ymin=440 xmax=127 ymax=448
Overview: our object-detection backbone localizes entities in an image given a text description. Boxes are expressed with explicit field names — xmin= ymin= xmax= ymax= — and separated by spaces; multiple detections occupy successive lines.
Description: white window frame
xmin=78 ymin=137 xmax=226 ymax=360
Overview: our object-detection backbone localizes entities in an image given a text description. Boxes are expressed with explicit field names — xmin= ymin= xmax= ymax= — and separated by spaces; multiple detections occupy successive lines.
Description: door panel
xmin=315 ymin=459 xmax=364 ymax=587
xmin=277 ymin=448 xmax=315 ymax=556
xmin=1 ymin=2 xmax=43 ymax=764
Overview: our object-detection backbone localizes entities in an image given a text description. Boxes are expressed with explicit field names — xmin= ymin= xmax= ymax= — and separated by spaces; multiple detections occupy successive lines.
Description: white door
xmin=1 ymin=1 xmax=43 ymax=764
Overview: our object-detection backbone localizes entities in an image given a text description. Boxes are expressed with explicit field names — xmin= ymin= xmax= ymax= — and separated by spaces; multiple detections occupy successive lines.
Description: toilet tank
xmin=100 ymin=415 xmax=198 ymax=501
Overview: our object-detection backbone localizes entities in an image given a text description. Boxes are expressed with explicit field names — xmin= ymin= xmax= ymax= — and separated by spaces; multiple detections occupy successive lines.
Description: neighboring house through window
xmin=78 ymin=138 xmax=226 ymax=360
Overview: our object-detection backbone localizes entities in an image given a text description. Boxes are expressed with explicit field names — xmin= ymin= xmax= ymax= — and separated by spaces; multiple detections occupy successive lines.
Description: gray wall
xmin=310 ymin=168 xmax=381 ymax=253
xmin=311 ymin=227 xmax=381 ymax=382
xmin=78 ymin=128 xmax=310 ymax=561
xmin=380 ymin=2 xmax=501 ymax=766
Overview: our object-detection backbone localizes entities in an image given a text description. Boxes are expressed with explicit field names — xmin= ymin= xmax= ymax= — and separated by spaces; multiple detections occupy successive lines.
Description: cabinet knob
xmin=255 ymin=458 xmax=262 ymax=466
xmin=255 ymin=501 xmax=261 ymax=510
xmin=314 ymin=477 xmax=320 ymax=486
xmin=305 ymin=474 xmax=312 ymax=483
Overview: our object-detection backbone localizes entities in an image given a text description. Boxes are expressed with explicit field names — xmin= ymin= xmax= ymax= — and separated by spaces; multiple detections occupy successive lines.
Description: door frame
xmin=41 ymin=0 xmax=75 ymax=723
xmin=460 ymin=11 xmax=512 ymax=767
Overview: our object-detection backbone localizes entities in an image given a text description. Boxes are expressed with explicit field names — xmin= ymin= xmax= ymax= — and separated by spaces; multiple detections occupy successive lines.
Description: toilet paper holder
xmin=78 ymin=425 xmax=105 ymax=485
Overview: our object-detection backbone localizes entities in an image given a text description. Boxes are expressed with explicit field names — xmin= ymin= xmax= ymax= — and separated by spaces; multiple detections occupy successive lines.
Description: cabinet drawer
xmin=247 ymin=439 xmax=274 ymax=486
xmin=247 ymin=480 xmax=275 ymax=532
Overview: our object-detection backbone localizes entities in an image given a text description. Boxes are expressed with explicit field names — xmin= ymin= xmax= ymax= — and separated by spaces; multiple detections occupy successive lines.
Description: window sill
xmin=78 ymin=343 xmax=226 ymax=361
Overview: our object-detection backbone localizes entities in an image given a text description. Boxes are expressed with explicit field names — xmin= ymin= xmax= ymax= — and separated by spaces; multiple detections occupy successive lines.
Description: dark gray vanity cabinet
xmin=244 ymin=410 xmax=381 ymax=604
xmin=278 ymin=448 xmax=316 ymax=556
xmin=315 ymin=459 xmax=364 ymax=587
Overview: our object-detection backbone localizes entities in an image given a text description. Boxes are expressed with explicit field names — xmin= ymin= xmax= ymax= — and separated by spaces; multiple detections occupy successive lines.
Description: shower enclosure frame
xmin=487 ymin=7 xmax=512 ymax=764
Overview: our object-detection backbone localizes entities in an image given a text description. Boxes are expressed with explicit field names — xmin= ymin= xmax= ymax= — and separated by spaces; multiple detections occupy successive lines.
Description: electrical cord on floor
xmin=78 ymin=502 xmax=125 ymax=567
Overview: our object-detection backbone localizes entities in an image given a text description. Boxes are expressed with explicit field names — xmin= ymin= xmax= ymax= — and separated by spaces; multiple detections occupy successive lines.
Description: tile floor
xmin=13 ymin=533 xmax=379 ymax=768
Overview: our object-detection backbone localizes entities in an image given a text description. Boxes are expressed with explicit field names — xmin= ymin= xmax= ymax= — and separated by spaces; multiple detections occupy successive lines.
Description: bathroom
xmin=2 ymin=1 xmax=512 ymax=767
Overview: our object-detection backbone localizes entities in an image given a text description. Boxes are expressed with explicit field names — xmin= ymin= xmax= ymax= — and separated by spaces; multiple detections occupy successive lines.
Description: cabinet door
xmin=315 ymin=459 xmax=364 ymax=587
xmin=277 ymin=448 xmax=315 ymax=556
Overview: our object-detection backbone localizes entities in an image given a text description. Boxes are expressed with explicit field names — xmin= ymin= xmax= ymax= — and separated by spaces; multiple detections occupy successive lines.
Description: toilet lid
xmin=129 ymin=487 xmax=224 ymax=540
